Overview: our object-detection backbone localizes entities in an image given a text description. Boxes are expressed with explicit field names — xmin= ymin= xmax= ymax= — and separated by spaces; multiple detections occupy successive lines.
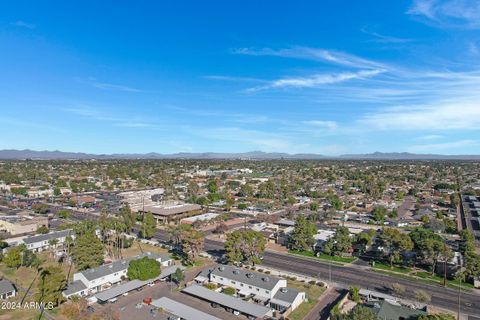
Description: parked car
xmin=87 ymin=306 xmax=95 ymax=313
xmin=108 ymin=298 xmax=118 ymax=303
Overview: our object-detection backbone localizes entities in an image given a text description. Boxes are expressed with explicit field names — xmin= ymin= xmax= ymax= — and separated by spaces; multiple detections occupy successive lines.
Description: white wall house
xmin=195 ymin=265 xmax=306 ymax=313
xmin=23 ymin=229 xmax=74 ymax=252
xmin=64 ymin=252 xmax=172 ymax=298
xmin=0 ymin=279 xmax=16 ymax=300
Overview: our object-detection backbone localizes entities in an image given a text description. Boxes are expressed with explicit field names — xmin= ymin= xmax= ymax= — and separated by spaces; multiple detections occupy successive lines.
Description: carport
xmin=182 ymin=284 xmax=272 ymax=319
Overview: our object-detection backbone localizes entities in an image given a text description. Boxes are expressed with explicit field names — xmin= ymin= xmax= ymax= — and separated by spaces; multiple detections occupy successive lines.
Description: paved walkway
xmin=304 ymin=287 xmax=343 ymax=320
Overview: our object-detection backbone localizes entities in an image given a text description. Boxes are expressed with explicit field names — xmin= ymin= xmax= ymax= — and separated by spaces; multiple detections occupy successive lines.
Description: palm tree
xmin=48 ymin=238 xmax=59 ymax=258
xmin=20 ymin=258 xmax=43 ymax=305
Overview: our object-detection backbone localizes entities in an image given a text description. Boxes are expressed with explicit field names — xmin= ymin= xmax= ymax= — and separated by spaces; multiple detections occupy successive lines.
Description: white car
xmin=108 ymin=298 xmax=118 ymax=303
xmin=233 ymin=310 xmax=240 ymax=316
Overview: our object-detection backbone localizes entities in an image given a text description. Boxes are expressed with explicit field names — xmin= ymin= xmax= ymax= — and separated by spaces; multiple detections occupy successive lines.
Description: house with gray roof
xmin=0 ymin=279 xmax=16 ymax=300
xmin=269 ymin=286 xmax=305 ymax=313
xmin=196 ymin=264 xmax=284 ymax=299
xmin=194 ymin=265 xmax=306 ymax=313
xmin=23 ymin=229 xmax=74 ymax=252
xmin=362 ymin=300 xmax=427 ymax=320
xmin=65 ymin=251 xmax=172 ymax=297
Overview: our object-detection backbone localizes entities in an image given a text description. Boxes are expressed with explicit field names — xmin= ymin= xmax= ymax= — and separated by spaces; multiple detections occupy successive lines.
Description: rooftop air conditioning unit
xmin=280 ymin=288 xmax=288 ymax=293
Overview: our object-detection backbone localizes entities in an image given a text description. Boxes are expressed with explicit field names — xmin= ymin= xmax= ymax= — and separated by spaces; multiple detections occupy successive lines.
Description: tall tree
xmin=140 ymin=212 xmax=157 ymax=239
xmin=380 ymin=228 xmax=413 ymax=267
xmin=167 ymin=224 xmax=204 ymax=263
xmin=127 ymin=257 xmax=161 ymax=281
xmin=290 ymin=215 xmax=317 ymax=251
xmin=324 ymin=226 xmax=353 ymax=256
xmin=225 ymin=230 xmax=266 ymax=265
xmin=72 ymin=232 xmax=104 ymax=270
xmin=36 ymin=265 xmax=67 ymax=307
xmin=120 ymin=203 xmax=137 ymax=231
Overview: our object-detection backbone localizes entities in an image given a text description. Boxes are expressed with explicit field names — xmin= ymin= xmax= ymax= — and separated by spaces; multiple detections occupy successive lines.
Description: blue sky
xmin=1 ymin=0 xmax=480 ymax=155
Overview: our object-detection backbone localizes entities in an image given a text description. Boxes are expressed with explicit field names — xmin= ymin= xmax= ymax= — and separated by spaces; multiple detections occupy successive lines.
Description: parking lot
xmin=93 ymin=278 xmax=248 ymax=320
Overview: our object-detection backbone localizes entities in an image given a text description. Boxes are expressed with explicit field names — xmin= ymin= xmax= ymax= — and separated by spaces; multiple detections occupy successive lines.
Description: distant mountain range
xmin=0 ymin=149 xmax=479 ymax=160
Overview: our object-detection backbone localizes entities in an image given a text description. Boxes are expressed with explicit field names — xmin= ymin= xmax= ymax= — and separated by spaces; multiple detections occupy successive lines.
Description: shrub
xmin=223 ymin=287 xmax=236 ymax=295
xmin=265 ymin=270 xmax=271 ymax=274
xmin=204 ymin=283 xmax=217 ymax=290
xmin=257 ymin=269 xmax=264 ymax=273
xmin=309 ymin=280 xmax=316 ymax=285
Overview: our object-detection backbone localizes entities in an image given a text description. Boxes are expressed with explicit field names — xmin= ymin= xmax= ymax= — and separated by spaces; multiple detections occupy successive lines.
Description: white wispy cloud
xmin=234 ymin=46 xmax=386 ymax=69
xmin=92 ymin=82 xmax=143 ymax=93
xmin=408 ymin=0 xmax=480 ymax=29
xmin=62 ymin=105 xmax=154 ymax=128
xmin=303 ymin=120 xmax=338 ymax=130
xmin=417 ymin=134 xmax=444 ymax=140
xmin=361 ymin=27 xmax=413 ymax=43
xmin=359 ymin=102 xmax=480 ymax=131
xmin=12 ymin=20 xmax=36 ymax=29
xmin=246 ymin=69 xmax=384 ymax=92
xmin=203 ymin=75 xmax=267 ymax=83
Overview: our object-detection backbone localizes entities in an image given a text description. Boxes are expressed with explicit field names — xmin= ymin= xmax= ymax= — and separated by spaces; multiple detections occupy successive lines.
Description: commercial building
xmin=0 ymin=215 xmax=48 ymax=235
xmin=180 ymin=212 xmax=219 ymax=225
xmin=141 ymin=202 xmax=202 ymax=224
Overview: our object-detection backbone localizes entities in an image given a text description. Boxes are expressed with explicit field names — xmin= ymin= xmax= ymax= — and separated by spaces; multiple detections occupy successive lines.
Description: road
xmin=151 ymin=229 xmax=480 ymax=316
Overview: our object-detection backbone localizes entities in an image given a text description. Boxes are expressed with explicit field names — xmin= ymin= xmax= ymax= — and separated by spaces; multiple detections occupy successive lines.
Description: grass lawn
xmin=0 ymin=265 xmax=38 ymax=290
xmin=373 ymin=269 xmax=474 ymax=290
xmin=372 ymin=262 xmax=412 ymax=274
xmin=121 ymin=241 xmax=170 ymax=258
xmin=0 ymin=307 xmax=40 ymax=320
xmin=289 ymin=249 xmax=357 ymax=264
xmin=287 ymin=280 xmax=326 ymax=320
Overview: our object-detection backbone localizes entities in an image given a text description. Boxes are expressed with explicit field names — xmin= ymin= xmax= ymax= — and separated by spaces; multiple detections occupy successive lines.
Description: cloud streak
xmin=92 ymin=82 xmax=143 ymax=92
xmin=234 ymin=46 xmax=386 ymax=69
xmin=12 ymin=20 xmax=36 ymax=29
xmin=408 ymin=0 xmax=480 ymax=29
xmin=246 ymin=69 xmax=384 ymax=92
xmin=359 ymin=103 xmax=480 ymax=131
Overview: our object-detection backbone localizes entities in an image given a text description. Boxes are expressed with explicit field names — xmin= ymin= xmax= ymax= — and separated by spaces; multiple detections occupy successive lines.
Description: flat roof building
xmin=0 ymin=215 xmax=48 ymax=235
xmin=141 ymin=202 xmax=202 ymax=223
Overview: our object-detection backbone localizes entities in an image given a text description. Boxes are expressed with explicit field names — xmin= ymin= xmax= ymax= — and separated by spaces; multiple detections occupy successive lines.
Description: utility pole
xmin=457 ymin=272 xmax=463 ymax=320
xmin=329 ymin=259 xmax=332 ymax=283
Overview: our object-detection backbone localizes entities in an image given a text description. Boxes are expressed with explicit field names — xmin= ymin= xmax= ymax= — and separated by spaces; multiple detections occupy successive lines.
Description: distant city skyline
xmin=1 ymin=1 xmax=480 ymax=155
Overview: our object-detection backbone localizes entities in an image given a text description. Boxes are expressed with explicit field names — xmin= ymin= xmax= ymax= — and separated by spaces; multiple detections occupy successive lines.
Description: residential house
xmin=0 ymin=279 xmax=16 ymax=300
xmin=195 ymin=265 xmax=306 ymax=313
xmin=64 ymin=252 xmax=172 ymax=297
xmin=23 ymin=229 xmax=74 ymax=252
